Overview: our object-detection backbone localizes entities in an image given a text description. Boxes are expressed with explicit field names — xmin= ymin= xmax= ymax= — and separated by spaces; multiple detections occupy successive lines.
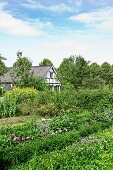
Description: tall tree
xmin=58 ymin=55 xmax=90 ymax=89
xmin=0 ymin=53 xmax=7 ymax=77
xmin=89 ymin=62 xmax=101 ymax=78
xmin=73 ymin=56 xmax=90 ymax=88
xmin=100 ymin=62 xmax=112 ymax=84
xmin=39 ymin=58 xmax=53 ymax=66
xmin=12 ymin=56 xmax=32 ymax=87
xmin=57 ymin=56 xmax=75 ymax=85
xmin=82 ymin=62 xmax=105 ymax=89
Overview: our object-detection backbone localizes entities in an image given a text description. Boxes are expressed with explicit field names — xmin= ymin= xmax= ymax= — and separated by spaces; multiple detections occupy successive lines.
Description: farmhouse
xmin=0 ymin=66 xmax=61 ymax=91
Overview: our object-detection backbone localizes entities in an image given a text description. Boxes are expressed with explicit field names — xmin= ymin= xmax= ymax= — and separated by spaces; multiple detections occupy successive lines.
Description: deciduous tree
xmin=0 ymin=53 xmax=7 ymax=77
xmin=39 ymin=58 xmax=53 ymax=66
xmin=12 ymin=56 xmax=32 ymax=87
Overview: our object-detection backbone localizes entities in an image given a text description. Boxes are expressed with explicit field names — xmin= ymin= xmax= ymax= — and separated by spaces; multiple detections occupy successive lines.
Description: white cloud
xmin=23 ymin=0 xmax=72 ymax=13
xmin=0 ymin=2 xmax=53 ymax=36
xmin=69 ymin=7 xmax=113 ymax=32
xmin=0 ymin=12 xmax=41 ymax=36
xmin=28 ymin=18 xmax=53 ymax=29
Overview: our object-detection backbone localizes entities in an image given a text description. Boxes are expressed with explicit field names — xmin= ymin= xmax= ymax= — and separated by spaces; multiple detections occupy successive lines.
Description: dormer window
xmin=50 ymin=71 xmax=53 ymax=78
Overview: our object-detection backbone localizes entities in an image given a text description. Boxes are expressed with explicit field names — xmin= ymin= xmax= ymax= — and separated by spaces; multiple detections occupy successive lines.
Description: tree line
xmin=0 ymin=52 xmax=113 ymax=90
xmin=58 ymin=56 xmax=113 ymax=89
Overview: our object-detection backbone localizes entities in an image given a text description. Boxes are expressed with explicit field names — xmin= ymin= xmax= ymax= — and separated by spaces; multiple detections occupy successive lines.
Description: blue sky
xmin=0 ymin=0 xmax=113 ymax=67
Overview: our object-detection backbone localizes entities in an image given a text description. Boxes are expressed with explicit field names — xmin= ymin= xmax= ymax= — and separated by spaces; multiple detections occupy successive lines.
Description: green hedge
xmin=10 ymin=139 xmax=113 ymax=170
xmin=0 ymin=130 xmax=80 ymax=169
xmin=1 ymin=109 xmax=113 ymax=169
xmin=0 ymin=88 xmax=38 ymax=118
xmin=76 ymin=89 xmax=113 ymax=111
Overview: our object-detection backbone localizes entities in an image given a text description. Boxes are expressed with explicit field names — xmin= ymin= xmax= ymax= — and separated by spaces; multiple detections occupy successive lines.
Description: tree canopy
xmin=11 ymin=54 xmax=47 ymax=90
xmin=12 ymin=56 xmax=32 ymax=87
xmin=58 ymin=55 xmax=90 ymax=89
xmin=39 ymin=58 xmax=53 ymax=66
xmin=0 ymin=53 xmax=7 ymax=77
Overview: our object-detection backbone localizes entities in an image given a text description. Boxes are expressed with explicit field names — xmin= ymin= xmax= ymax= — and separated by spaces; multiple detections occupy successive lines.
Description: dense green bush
xmin=49 ymin=114 xmax=78 ymax=132
xmin=75 ymin=89 xmax=113 ymax=111
xmin=0 ymin=88 xmax=77 ymax=118
xmin=1 ymin=87 xmax=113 ymax=119
xmin=0 ymin=130 xmax=80 ymax=169
xmin=0 ymin=87 xmax=37 ymax=117
xmin=1 ymin=108 xmax=113 ymax=169
xmin=9 ymin=139 xmax=113 ymax=170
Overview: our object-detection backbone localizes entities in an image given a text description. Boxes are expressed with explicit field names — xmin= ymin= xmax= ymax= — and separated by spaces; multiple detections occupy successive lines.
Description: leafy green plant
xmin=75 ymin=89 xmax=113 ymax=111
xmin=0 ymin=87 xmax=37 ymax=117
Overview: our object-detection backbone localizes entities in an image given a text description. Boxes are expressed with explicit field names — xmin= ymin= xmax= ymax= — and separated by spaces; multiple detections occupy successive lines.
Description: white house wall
xmin=44 ymin=68 xmax=61 ymax=86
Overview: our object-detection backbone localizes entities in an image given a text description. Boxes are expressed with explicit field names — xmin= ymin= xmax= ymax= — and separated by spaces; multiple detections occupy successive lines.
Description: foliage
xmin=0 ymin=126 xmax=80 ymax=169
xmin=58 ymin=56 xmax=113 ymax=89
xmin=39 ymin=58 xmax=53 ymax=66
xmin=58 ymin=55 xmax=90 ymax=89
xmin=28 ymin=76 xmax=48 ymax=91
xmin=1 ymin=108 xmax=113 ymax=169
xmin=2 ymin=87 xmax=113 ymax=118
xmin=82 ymin=76 xmax=105 ymax=89
xmin=11 ymin=57 xmax=32 ymax=87
xmin=89 ymin=62 xmax=101 ymax=78
xmin=17 ymin=89 xmax=76 ymax=117
xmin=0 ymin=53 xmax=7 ymax=77
xmin=57 ymin=56 xmax=75 ymax=85
xmin=0 ymin=86 xmax=3 ymax=96
xmin=0 ymin=87 xmax=37 ymax=117
xmin=100 ymin=62 xmax=112 ymax=84
xmin=75 ymin=88 xmax=113 ymax=111
xmin=15 ymin=139 xmax=113 ymax=170
xmin=73 ymin=56 xmax=90 ymax=88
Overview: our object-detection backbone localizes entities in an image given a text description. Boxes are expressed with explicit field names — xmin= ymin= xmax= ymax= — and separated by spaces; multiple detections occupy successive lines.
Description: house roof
xmin=31 ymin=66 xmax=51 ymax=77
xmin=0 ymin=72 xmax=13 ymax=83
xmin=0 ymin=66 xmax=52 ymax=83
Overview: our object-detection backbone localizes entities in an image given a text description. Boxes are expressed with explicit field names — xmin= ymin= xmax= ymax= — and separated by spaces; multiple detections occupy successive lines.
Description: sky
xmin=0 ymin=0 xmax=113 ymax=67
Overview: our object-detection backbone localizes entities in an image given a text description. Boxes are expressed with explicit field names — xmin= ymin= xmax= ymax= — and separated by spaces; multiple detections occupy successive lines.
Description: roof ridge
xmin=32 ymin=65 xmax=52 ymax=67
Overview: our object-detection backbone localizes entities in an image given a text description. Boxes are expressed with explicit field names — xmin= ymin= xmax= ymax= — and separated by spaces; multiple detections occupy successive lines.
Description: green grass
xmin=0 ymin=115 xmax=45 ymax=127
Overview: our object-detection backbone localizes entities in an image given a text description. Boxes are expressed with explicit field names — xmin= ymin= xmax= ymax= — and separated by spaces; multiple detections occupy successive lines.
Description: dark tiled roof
xmin=31 ymin=66 xmax=51 ymax=77
xmin=0 ymin=66 xmax=51 ymax=83
xmin=0 ymin=72 xmax=13 ymax=83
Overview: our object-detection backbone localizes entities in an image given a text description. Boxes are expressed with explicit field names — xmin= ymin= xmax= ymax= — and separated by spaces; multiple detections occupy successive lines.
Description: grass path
xmin=0 ymin=115 xmax=43 ymax=127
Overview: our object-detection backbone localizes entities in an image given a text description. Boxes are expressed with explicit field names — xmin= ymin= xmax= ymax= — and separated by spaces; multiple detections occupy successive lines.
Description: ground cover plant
xmin=1 ymin=107 xmax=113 ymax=170
xmin=1 ymin=87 xmax=113 ymax=169
xmin=1 ymin=88 xmax=113 ymax=118
xmin=0 ymin=87 xmax=76 ymax=118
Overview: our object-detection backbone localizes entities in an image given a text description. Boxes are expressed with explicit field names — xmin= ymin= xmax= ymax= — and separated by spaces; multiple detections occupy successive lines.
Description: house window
xmin=50 ymin=72 xmax=53 ymax=78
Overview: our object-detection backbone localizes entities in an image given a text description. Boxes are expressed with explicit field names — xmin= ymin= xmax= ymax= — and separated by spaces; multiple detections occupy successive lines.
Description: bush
xmin=1 ymin=109 xmax=113 ymax=169
xmin=75 ymin=89 xmax=113 ymax=111
xmin=49 ymin=114 xmax=78 ymax=132
xmin=10 ymin=139 xmax=113 ymax=170
xmin=0 ymin=87 xmax=37 ymax=117
xmin=0 ymin=130 xmax=80 ymax=169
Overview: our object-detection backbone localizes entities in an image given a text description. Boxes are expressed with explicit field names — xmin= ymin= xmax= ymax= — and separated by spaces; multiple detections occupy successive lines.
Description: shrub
xmin=75 ymin=89 xmax=113 ymax=111
xmin=49 ymin=114 xmax=78 ymax=132
xmin=0 ymin=130 xmax=80 ymax=169
xmin=10 ymin=139 xmax=113 ymax=170
xmin=0 ymin=87 xmax=37 ymax=117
